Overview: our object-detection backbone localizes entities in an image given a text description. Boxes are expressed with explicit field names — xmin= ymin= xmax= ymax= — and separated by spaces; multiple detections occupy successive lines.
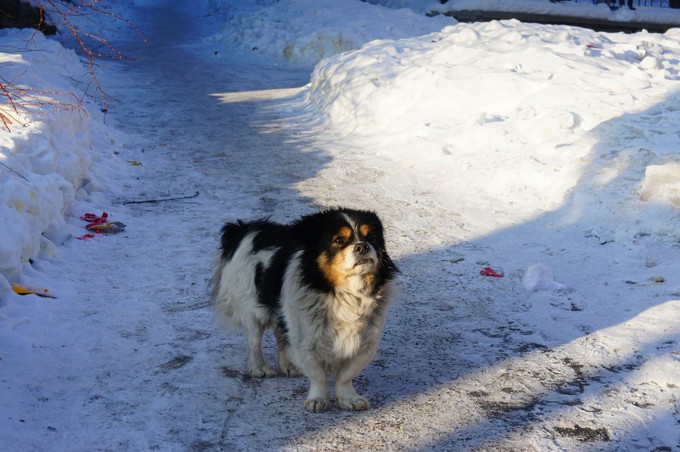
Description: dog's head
xmin=291 ymin=208 xmax=398 ymax=294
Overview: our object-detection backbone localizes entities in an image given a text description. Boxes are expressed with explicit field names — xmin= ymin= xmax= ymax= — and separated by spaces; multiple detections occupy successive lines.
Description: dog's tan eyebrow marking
xmin=359 ymin=224 xmax=372 ymax=238
xmin=335 ymin=226 xmax=352 ymax=240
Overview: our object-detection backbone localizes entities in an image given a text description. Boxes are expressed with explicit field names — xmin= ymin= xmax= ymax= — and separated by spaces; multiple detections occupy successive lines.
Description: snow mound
xmin=307 ymin=20 xmax=677 ymax=139
xmin=209 ymin=0 xmax=453 ymax=65
xmin=0 ymin=30 xmax=122 ymax=294
xmin=300 ymin=20 xmax=680 ymax=238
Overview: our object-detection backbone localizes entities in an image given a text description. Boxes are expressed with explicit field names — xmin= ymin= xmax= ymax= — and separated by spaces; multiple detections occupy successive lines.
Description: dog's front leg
xmin=335 ymin=361 xmax=369 ymax=411
xmin=302 ymin=363 xmax=330 ymax=412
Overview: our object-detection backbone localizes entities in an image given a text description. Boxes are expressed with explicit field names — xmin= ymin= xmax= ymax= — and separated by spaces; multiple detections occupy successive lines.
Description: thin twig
xmin=0 ymin=162 xmax=31 ymax=182
xmin=122 ymin=191 xmax=200 ymax=205
xmin=38 ymin=0 xmax=146 ymax=107
xmin=1 ymin=0 xmax=144 ymax=131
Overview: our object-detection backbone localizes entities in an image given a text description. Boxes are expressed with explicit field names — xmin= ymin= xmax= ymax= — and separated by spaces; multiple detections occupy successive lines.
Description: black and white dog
xmin=211 ymin=208 xmax=398 ymax=412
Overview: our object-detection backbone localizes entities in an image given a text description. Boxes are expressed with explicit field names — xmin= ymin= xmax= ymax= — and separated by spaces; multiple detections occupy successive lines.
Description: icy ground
xmin=2 ymin=0 xmax=680 ymax=450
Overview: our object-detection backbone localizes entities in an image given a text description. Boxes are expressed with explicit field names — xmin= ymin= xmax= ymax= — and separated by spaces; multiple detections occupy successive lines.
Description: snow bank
xmin=208 ymin=0 xmax=453 ymax=65
xmin=300 ymin=20 xmax=680 ymax=239
xmin=0 ymin=30 xmax=121 ymax=295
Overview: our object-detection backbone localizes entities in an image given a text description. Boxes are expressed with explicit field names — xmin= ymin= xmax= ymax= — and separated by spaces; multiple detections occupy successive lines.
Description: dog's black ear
xmin=380 ymin=249 xmax=399 ymax=276
xmin=289 ymin=212 xmax=324 ymax=245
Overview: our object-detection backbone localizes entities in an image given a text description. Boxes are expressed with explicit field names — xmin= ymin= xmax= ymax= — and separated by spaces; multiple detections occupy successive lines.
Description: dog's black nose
xmin=354 ymin=242 xmax=370 ymax=255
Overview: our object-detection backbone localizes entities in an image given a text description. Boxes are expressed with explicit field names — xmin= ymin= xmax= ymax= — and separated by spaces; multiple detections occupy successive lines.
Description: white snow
xmin=207 ymin=0 xmax=452 ymax=65
xmin=1 ymin=0 xmax=680 ymax=450
xmin=522 ymin=263 xmax=568 ymax=291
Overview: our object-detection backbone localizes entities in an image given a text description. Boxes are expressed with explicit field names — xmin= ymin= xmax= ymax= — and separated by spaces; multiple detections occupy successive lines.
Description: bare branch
xmin=0 ymin=0 xmax=143 ymax=130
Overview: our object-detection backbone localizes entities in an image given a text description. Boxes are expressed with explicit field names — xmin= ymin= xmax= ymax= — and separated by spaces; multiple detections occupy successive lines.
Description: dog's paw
xmin=337 ymin=395 xmax=369 ymax=411
xmin=249 ymin=365 xmax=277 ymax=378
xmin=304 ymin=397 xmax=331 ymax=413
xmin=280 ymin=363 xmax=302 ymax=377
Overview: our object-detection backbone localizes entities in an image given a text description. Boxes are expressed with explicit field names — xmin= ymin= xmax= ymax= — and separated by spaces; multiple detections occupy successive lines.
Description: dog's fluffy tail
xmin=210 ymin=255 xmax=239 ymax=328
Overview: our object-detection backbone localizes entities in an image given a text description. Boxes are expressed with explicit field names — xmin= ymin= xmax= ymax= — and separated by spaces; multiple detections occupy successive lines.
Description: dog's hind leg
xmin=274 ymin=326 xmax=301 ymax=377
xmin=245 ymin=320 xmax=277 ymax=377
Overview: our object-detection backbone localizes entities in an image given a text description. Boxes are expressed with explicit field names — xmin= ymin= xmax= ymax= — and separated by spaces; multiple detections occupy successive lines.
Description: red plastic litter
xmin=77 ymin=212 xmax=125 ymax=239
xmin=81 ymin=212 xmax=108 ymax=226
xmin=480 ymin=267 xmax=504 ymax=278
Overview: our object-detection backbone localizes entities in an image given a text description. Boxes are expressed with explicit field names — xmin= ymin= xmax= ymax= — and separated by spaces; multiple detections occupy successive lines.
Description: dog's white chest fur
xmin=324 ymin=290 xmax=377 ymax=358
xmin=281 ymin=255 xmax=387 ymax=365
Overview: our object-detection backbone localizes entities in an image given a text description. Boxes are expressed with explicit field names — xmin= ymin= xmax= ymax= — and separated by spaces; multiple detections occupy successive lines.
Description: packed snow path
xmin=5 ymin=2 xmax=680 ymax=451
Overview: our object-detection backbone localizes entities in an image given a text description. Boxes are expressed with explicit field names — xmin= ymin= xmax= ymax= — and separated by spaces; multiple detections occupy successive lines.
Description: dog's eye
xmin=365 ymin=233 xmax=376 ymax=243
xmin=333 ymin=236 xmax=346 ymax=246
